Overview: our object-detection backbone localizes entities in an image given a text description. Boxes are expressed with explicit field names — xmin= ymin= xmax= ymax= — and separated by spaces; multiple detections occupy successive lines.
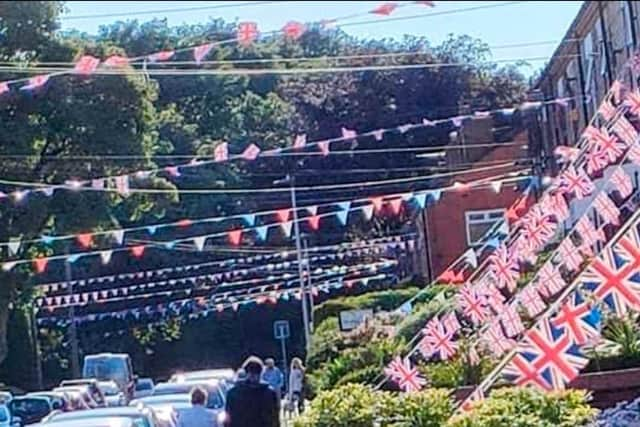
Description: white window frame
xmin=465 ymin=209 xmax=506 ymax=247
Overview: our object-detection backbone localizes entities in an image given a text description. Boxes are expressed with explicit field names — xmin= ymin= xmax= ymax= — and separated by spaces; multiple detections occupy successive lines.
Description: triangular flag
xmin=194 ymin=236 xmax=207 ymax=251
xmin=41 ymin=187 xmax=55 ymax=197
xmin=193 ymin=43 xmax=214 ymax=63
xmin=146 ymin=225 xmax=158 ymax=235
xmin=370 ymin=197 xmax=384 ymax=212
xmin=282 ymin=21 xmax=306 ymax=39
xmin=73 ymin=55 xmax=100 ymax=75
xmin=214 ymin=142 xmax=228 ymax=162
xmin=280 ymin=221 xmax=293 ymax=237
xmin=370 ymin=2 xmax=398 ymax=14
xmin=104 ymin=55 xmax=129 ymax=68
xmin=8 ymin=239 xmax=20 ymax=256
xmin=337 ymin=201 xmax=351 ymax=212
xmin=21 ymin=75 xmax=50 ymax=90
xmin=177 ymin=219 xmax=192 ymax=228
xmin=229 ymin=230 xmax=242 ymax=245
xmin=241 ymin=214 xmax=256 ymax=226
xmin=100 ymin=250 xmax=113 ymax=265
xmin=293 ymin=134 xmax=306 ymax=149
xmin=2 ymin=261 xmax=16 ymax=271
xmin=34 ymin=257 xmax=48 ymax=273
xmin=256 ymin=226 xmax=269 ymax=241
xmin=361 ymin=204 xmax=374 ymax=220
xmin=428 ymin=189 xmax=442 ymax=203
xmin=308 ymin=215 xmax=320 ymax=230
xmin=41 ymin=235 xmax=55 ymax=245
xmin=112 ymin=230 xmax=125 ymax=245
xmin=490 ymin=181 xmax=503 ymax=193
xmin=372 ymin=129 xmax=384 ymax=141
xmin=414 ymin=193 xmax=427 ymax=209
xmin=318 ymin=141 xmax=330 ymax=156
xmin=164 ymin=166 xmax=180 ymax=177
xmin=389 ymin=199 xmax=403 ymax=215
xmin=276 ymin=209 xmax=290 ymax=223
xmin=306 ymin=206 xmax=318 ymax=216
xmin=148 ymin=50 xmax=175 ymax=62
xmin=336 ymin=210 xmax=349 ymax=226
xmin=463 ymin=249 xmax=478 ymax=268
xmin=67 ymin=254 xmax=82 ymax=263
xmin=130 ymin=245 xmax=145 ymax=258
xmin=164 ymin=241 xmax=177 ymax=249
xmin=76 ymin=233 xmax=93 ymax=248
xmin=242 ymin=144 xmax=261 ymax=161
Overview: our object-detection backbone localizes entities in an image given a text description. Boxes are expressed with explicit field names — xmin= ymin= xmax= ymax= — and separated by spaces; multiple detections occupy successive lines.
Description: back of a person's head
xmin=242 ymin=355 xmax=264 ymax=379
xmin=190 ymin=386 xmax=207 ymax=406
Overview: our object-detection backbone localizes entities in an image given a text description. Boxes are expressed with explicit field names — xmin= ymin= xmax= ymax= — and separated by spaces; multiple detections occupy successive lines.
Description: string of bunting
xmin=0 ymin=93 xmax=577 ymax=206
xmin=2 ymin=172 xmax=531 ymax=273
xmin=380 ymin=63 xmax=640 ymax=393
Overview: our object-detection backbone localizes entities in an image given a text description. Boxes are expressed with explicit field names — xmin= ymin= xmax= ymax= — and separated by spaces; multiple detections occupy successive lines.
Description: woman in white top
xmin=288 ymin=357 xmax=305 ymax=413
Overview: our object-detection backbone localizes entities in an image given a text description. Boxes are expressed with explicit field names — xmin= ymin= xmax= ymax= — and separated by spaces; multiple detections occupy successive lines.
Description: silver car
xmin=41 ymin=406 xmax=161 ymax=426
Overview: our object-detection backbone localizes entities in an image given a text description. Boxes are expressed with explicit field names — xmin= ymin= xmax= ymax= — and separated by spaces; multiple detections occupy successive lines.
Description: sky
xmin=60 ymin=1 xmax=585 ymax=74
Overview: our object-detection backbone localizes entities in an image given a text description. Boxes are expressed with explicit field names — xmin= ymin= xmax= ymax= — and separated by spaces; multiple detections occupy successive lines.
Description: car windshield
xmin=136 ymin=381 xmax=152 ymax=391
xmin=99 ymin=383 xmax=119 ymax=396
xmin=84 ymin=358 xmax=128 ymax=384
xmin=153 ymin=384 xmax=223 ymax=409
xmin=9 ymin=398 xmax=50 ymax=418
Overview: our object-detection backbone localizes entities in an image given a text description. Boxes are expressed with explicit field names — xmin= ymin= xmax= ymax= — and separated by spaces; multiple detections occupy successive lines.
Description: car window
xmin=84 ymin=358 xmax=130 ymax=384
xmin=9 ymin=398 xmax=50 ymax=418
xmin=207 ymin=389 xmax=224 ymax=410
xmin=136 ymin=382 xmax=151 ymax=391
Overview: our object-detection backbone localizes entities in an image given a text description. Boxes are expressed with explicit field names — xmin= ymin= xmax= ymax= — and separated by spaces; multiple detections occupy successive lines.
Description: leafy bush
xmin=448 ymin=387 xmax=597 ymax=427
xmin=293 ymin=383 xmax=454 ymax=427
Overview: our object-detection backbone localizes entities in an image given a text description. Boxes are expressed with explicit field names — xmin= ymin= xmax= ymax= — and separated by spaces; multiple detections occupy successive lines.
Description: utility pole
xmin=278 ymin=175 xmax=312 ymax=355
xmin=30 ymin=305 xmax=43 ymax=389
xmin=66 ymin=251 xmax=80 ymax=378
xmin=303 ymin=238 xmax=314 ymax=332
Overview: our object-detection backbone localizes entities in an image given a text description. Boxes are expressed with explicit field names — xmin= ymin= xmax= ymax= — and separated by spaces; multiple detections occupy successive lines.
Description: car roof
xmin=132 ymin=393 xmax=190 ymax=405
xmin=11 ymin=395 xmax=50 ymax=402
xmin=174 ymin=369 xmax=234 ymax=379
xmin=31 ymin=417 xmax=134 ymax=427
xmin=48 ymin=406 xmax=145 ymax=420
xmin=85 ymin=353 xmax=130 ymax=360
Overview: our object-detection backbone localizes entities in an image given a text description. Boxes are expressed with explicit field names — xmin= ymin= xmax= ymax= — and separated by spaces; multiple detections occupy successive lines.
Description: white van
xmin=82 ymin=353 xmax=136 ymax=402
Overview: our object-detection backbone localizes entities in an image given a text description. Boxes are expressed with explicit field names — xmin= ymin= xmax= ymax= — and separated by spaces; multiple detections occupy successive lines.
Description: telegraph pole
xmin=66 ymin=250 xmax=80 ymax=378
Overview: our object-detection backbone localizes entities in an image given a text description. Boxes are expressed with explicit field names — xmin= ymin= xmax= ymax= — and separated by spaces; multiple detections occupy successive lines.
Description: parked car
xmin=8 ymin=396 xmax=52 ymax=426
xmin=0 ymin=404 xmax=12 ymax=427
xmin=83 ymin=353 xmax=136 ymax=402
xmin=29 ymin=417 xmax=136 ymax=427
xmin=26 ymin=393 xmax=68 ymax=412
xmin=52 ymin=389 xmax=89 ymax=411
xmin=170 ymin=369 xmax=235 ymax=385
xmin=41 ymin=406 xmax=161 ymax=426
xmin=134 ymin=378 xmax=154 ymax=399
xmin=98 ymin=381 xmax=125 ymax=407
xmin=152 ymin=381 xmax=225 ymax=411
xmin=53 ymin=386 xmax=98 ymax=409
xmin=0 ymin=393 xmax=12 ymax=405
xmin=130 ymin=394 xmax=189 ymax=426
xmin=60 ymin=378 xmax=106 ymax=407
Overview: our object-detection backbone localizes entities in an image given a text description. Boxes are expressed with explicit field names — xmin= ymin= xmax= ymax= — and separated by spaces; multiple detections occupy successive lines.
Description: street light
xmin=273 ymin=175 xmax=312 ymax=355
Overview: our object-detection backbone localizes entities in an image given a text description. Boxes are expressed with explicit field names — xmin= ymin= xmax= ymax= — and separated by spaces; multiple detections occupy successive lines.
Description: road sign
xmin=339 ymin=309 xmax=374 ymax=331
xmin=274 ymin=320 xmax=290 ymax=340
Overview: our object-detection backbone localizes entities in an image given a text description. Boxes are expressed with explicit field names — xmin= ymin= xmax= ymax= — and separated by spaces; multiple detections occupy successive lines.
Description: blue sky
xmin=61 ymin=1 xmax=584 ymax=73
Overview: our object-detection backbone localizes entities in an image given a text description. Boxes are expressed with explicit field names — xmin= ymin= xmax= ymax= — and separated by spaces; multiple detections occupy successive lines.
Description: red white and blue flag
xmin=519 ymin=284 xmax=546 ymax=317
xmin=489 ymin=244 xmax=520 ymax=292
xmin=624 ymin=89 xmax=640 ymax=118
xmin=551 ymin=292 xmax=601 ymax=346
xmin=420 ymin=317 xmax=458 ymax=360
xmin=584 ymin=126 xmax=626 ymax=164
xmin=593 ymin=193 xmax=620 ymax=226
xmin=575 ymin=216 xmax=606 ymax=254
xmin=610 ymin=115 xmax=638 ymax=148
xmin=504 ymin=319 xmax=589 ymax=390
xmin=581 ymin=226 xmax=640 ymax=317
xmin=384 ymin=357 xmax=426 ymax=393
xmin=500 ymin=303 xmax=525 ymax=338
xmin=610 ymin=168 xmax=634 ymax=199
xmin=559 ymin=167 xmax=594 ymax=200
xmin=481 ymin=321 xmax=515 ymax=357
xmin=457 ymin=284 xmax=489 ymax=325
xmin=557 ymin=239 xmax=584 ymax=272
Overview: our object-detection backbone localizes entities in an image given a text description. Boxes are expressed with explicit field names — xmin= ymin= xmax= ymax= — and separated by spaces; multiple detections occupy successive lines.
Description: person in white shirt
xmin=288 ymin=358 xmax=305 ymax=413
xmin=177 ymin=386 xmax=217 ymax=427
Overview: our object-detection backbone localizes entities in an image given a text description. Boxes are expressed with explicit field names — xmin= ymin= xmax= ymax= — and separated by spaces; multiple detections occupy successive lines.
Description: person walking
xmin=261 ymin=358 xmax=284 ymax=404
xmin=225 ymin=356 xmax=280 ymax=427
xmin=177 ymin=386 xmax=218 ymax=427
xmin=288 ymin=358 xmax=305 ymax=414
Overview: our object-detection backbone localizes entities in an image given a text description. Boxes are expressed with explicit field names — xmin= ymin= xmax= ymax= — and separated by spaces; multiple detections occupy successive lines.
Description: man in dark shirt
xmin=225 ymin=356 xmax=279 ymax=427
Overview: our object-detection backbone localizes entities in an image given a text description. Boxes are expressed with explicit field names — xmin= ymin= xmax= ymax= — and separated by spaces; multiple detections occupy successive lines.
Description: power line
xmin=59 ymin=1 xmax=284 ymax=21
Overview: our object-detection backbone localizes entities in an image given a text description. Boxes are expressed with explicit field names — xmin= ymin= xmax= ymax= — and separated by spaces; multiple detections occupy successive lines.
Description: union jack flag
xmin=584 ymin=146 xmax=609 ymax=175
xmin=481 ymin=321 xmax=515 ymax=356
xmin=481 ymin=281 xmax=506 ymax=312
xmin=575 ymin=216 xmax=606 ymax=252
xmin=513 ymin=236 xmax=538 ymax=266
xmin=384 ymin=357 xmax=427 ymax=393
xmin=584 ymin=126 xmax=626 ymax=163
xmin=505 ymin=320 xmax=589 ymax=390
xmin=542 ymin=192 xmax=570 ymax=222
xmin=559 ymin=167 xmax=594 ymax=200
xmin=501 ymin=303 xmax=525 ymax=337
xmin=597 ymin=99 xmax=618 ymax=122
xmin=610 ymin=168 xmax=634 ymax=199
xmin=557 ymin=239 xmax=584 ymax=272
xmin=490 ymin=244 xmax=520 ymax=292
xmin=536 ymin=261 xmax=567 ymax=297
xmin=581 ymin=226 xmax=640 ymax=316
xmin=554 ymin=145 xmax=580 ymax=163
xmin=74 ymin=55 xmax=100 ymax=75
xmin=421 ymin=317 xmax=458 ymax=360
xmin=624 ymin=89 xmax=640 ymax=118
xmin=442 ymin=312 xmax=462 ymax=335
xmin=503 ymin=353 xmax=554 ymax=391
xmin=237 ymin=22 xmax=259 ymax=46
xmin=457 ymin=284 xmax=489 ymax=325
xmin=551 ymin=292 xmax=601 ymax=346
xmin=519 ymin=284 xmax=547 ymax=317
xmin=521 ymin=207 xmax=557 ymax=250
xmin=593 ymin=193 xmax=620 ymax=226
xmin=611 ymin=115 xmax=639 ymax=148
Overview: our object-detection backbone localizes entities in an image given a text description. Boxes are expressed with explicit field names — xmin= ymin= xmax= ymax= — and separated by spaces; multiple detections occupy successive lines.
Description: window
xmin=465 ymin=209 xmax=506 ymax=246
xmin=622 ymin=1 xmax=634 ymax=47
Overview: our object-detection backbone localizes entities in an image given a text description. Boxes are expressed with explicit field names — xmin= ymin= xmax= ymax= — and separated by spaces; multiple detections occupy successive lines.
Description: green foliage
xmin=293 ymin=383 xmax=455 ymax=427
xmin=448 ymin=387 xmax=597 ymax=427
xmin=602 ymin=314 xmax=640 ymax=359
xmin=419 ymin=354 xmax=495 ymax=388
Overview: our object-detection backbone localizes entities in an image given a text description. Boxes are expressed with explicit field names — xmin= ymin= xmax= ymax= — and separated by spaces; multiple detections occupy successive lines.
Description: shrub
xmin=448 ymin=387 xmax=597 ymax=427
xmin=293 ymin=383 xmax=455 ymax=427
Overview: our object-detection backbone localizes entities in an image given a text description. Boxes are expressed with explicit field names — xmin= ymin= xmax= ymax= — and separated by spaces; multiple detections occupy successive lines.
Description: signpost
xmin=339 ymin=308 xmax=374 ymax=331
xmin=274 ymin=320 xmax=290 ymax=382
